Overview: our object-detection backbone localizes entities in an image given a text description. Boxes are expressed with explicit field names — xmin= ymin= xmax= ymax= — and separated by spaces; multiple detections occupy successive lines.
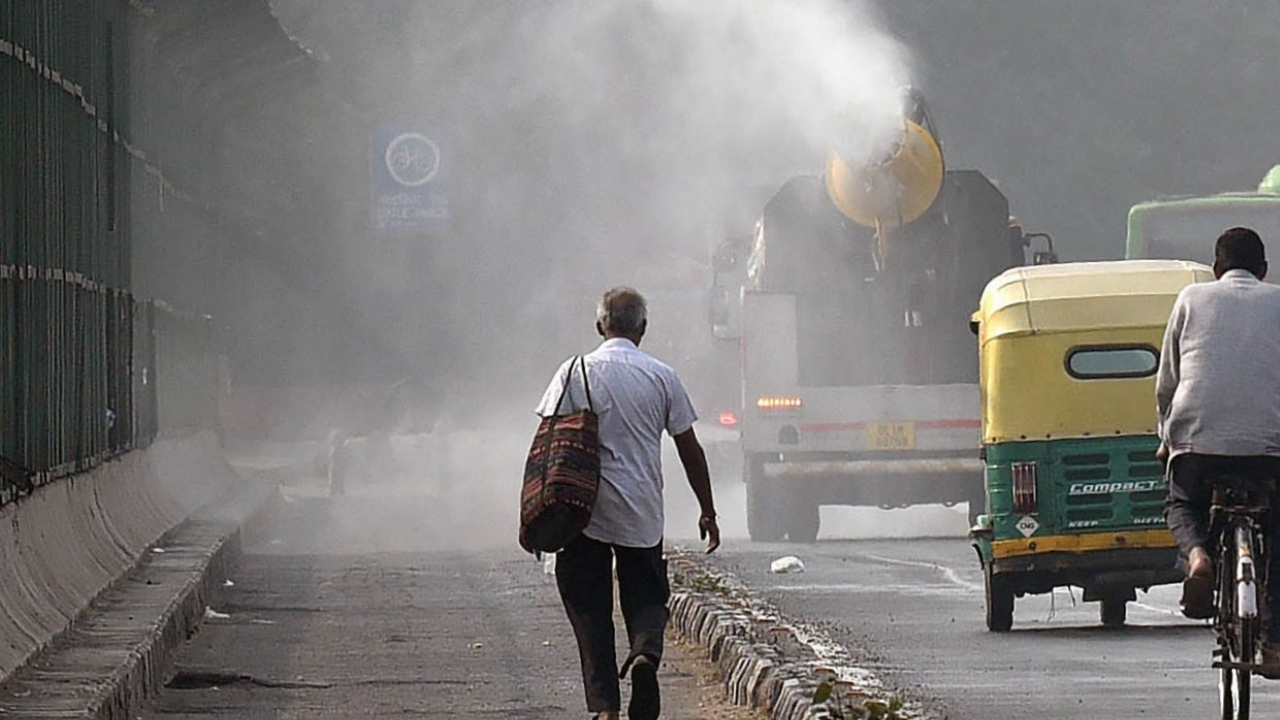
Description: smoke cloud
xmin=245 ymin=0 xmax=915 ymax=547
xmin=271 ymin=0 xmax=911 ymax=378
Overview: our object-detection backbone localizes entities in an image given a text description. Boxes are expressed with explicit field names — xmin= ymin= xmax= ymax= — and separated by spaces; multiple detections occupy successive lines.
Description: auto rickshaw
xmin=970 ymin=259 xmax=1214 ymax=631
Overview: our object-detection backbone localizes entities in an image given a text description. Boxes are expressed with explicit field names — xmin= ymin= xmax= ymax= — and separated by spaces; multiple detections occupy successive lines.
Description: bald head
xmin=596 ymin=287 xmax=648 ymax=341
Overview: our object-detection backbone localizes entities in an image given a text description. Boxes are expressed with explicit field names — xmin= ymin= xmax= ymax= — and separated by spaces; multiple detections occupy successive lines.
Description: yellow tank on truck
xmin=823 ymin=118 xmax=945 ymax=230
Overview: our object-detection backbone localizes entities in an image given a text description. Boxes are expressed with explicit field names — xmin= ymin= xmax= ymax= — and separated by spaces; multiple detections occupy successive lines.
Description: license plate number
xmin=866 ymin=422 xmax=915 ymax=450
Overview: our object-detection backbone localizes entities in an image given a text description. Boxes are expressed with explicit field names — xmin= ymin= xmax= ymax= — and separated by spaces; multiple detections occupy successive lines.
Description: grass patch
xmin=814 ymin=682 xmax=908 ymax=720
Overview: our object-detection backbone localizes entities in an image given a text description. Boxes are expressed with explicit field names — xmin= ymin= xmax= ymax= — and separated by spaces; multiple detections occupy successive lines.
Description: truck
xmin=712 ymin=89 xmax=1051 ymax=542
xmin=1126 ymin=165 xmax=1280 ymax=263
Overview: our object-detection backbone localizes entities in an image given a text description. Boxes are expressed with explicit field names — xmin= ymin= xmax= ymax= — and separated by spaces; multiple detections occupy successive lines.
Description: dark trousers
xmin=1167 ymin=453 xmax=1280 ymax=640
xmin=556 ymin=534 xmax=670 ymax=713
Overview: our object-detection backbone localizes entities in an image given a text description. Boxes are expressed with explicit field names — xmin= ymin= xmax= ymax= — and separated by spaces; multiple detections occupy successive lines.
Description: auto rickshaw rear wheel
xmin=1100 ymin=597 xmax=1127 ymax=628
xmin=985 ymin=565 xmax=1014 ymax=632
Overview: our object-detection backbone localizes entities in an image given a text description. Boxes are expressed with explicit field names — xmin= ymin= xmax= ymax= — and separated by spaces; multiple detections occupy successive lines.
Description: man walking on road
xmin=536 ymin=286 xmax=720 ymax=720
xmin=1158 ymin=227 xmax=1280 ymax=664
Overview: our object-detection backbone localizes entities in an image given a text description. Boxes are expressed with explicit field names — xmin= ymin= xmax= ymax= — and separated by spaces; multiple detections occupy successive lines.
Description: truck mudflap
xmin=763 ymin=457 xmax=984 ymax=478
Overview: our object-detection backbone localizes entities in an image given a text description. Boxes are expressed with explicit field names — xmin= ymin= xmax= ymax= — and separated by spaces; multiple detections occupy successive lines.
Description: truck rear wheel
xmin=746 ymin=455 xmax=784 ymax=542
xmin=967 ymin=486 xmax=986 ymax=527
xmin=785 ymin=500 xmax=820 ymax=543
xmin=985 ymin=565 xmax=1014 ymax=632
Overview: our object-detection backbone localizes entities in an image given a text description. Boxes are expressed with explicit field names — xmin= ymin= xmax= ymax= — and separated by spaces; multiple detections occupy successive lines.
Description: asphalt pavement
xmin=703 ymin=534 xmax=1280 ymax=719
xmin=131 ymin=479 xmax=760 ymax=720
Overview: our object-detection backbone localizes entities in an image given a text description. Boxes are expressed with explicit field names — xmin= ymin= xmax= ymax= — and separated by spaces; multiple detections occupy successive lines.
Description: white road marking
xmin=851 ymin=551 xmax=984 ymax=591
xmin=825 ymin=550 xmax=1197 ymax=621
xmin=771 ymin=583 xmax=967 ymax=596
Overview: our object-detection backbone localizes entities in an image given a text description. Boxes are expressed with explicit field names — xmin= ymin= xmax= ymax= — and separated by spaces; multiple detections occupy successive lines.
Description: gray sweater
xmin=1157 ymin=269 xmax=1280 ymax=458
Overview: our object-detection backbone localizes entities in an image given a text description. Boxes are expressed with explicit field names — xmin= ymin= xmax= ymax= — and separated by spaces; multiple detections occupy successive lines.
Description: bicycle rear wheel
xmin=1237 ymin=620 xmax=1254 ymax=719
xmin=1219 ymin=578 xmax=1238 ymax=719
xmin=1219 ymin=522 xmax=1255 ymax=720
xmin=1221 ymin=620 xmax=1255 ymax=720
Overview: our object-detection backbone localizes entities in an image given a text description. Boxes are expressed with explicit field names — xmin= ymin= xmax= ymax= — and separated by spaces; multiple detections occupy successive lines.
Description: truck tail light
xmin=1012 ymin=461 xmax=1038 ymax=514
xmin=757 ymin=396 xmax=802 ymax=410
xmin=718 ymin=412 xmax=739 ymax=427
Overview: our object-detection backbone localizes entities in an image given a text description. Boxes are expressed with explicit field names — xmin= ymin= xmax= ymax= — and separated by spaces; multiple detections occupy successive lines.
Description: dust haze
xmin=235 ymin=0 xmax=919 ymax=551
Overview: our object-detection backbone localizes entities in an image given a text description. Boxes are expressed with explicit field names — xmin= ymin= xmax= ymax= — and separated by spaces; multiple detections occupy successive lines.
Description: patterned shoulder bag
xmin=519 ymin=356 xmax=600 ymax=554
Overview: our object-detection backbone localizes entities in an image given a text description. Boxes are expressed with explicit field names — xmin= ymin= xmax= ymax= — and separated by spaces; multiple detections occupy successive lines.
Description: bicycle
xmin=1209 ymin=474 xmax=1274 ymax=720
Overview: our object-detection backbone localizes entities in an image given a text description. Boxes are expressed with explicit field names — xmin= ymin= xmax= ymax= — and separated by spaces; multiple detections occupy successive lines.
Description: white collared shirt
xmin=1157 ymin=269 xmax=1280 ymax=458
xmin=535 ymin=338 xmax=697 ymax=547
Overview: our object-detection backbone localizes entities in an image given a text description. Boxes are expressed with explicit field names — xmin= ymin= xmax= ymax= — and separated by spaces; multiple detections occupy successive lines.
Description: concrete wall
xmin=0 ymin=432 xmax=236 ymax=679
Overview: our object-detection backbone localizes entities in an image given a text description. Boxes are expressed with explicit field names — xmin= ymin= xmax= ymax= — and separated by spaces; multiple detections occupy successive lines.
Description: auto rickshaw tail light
xmin=1012 ymin=461 xmax=1038 ymax=514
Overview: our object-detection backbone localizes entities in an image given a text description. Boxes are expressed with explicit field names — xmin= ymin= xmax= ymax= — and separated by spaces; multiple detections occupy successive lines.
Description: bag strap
xmin=550 ymin=356 xmax=578 ymax=416
xmin=551 ymin=355 xmax=593 ymax=415
xmin=576 ymin=355 xmax=593 ymax=412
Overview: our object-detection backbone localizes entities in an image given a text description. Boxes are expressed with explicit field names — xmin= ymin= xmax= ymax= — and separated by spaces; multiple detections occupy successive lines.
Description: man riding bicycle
xmin=1158 ymin=227 xmax=1280 ymax=668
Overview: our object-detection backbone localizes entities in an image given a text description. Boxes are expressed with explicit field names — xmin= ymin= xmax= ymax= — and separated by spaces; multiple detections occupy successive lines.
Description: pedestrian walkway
xmin=124 ymin=487 xmax=758 ymax=719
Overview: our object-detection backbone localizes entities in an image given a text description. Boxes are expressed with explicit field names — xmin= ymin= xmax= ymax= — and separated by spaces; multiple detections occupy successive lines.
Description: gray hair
xmin=597 ymin=287 xmax=647 ymax=336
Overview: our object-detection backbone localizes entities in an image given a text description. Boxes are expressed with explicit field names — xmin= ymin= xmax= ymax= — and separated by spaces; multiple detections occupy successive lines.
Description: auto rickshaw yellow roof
xmin=975 ymin=259 xmax=1213 ymax=341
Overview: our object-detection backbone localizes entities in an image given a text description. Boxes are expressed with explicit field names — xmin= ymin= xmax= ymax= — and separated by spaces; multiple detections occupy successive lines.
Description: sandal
xmin=1180 ymin=573 xmax=1215 ymax=620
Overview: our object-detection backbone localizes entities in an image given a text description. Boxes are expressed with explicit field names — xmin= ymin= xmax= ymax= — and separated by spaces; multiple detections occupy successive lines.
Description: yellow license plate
xmin=866 ymin=421 xmax=916 ymax=450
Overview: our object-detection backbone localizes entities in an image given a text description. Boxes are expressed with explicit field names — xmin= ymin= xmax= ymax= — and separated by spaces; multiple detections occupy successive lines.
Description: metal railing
xmin=2 ymin=2 xmax=126 ymax=499
xmin=1 ymin=0 xmax=316 ymax=506
xmin=0 ymin=278 xmax=219 ymax=505
xmin=0 ymin=2 xmax=231 ymax=506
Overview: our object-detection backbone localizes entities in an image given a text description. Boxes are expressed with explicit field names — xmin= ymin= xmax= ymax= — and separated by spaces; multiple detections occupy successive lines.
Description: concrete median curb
xmin=0 ymin=433 xmax=278 ymax=719
xmin=667 ymin=552 xmax=932 ymax=720
xmin=86 ymin=483 xmax=276 ymax=720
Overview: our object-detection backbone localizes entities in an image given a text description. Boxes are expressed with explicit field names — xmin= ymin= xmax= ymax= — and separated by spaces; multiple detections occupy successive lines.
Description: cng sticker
xmin=1016 ymin=515 xmax=1040 ymax=538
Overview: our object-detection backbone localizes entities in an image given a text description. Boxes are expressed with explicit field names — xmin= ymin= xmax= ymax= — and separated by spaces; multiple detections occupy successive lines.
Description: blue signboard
xmin=372 ymin=128 xmax=450 ymax=231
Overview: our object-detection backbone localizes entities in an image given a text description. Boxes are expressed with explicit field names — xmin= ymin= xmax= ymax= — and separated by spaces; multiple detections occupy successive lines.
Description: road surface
xmin=702 ymin=533 xmax=1280 ymax=719
xmin=177 ymin=436 xmax=1277 ymax=719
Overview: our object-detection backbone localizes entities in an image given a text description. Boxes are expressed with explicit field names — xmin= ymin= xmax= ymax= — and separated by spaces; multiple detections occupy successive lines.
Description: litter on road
xmin=770 ymin=556 xmax=806 ymax=574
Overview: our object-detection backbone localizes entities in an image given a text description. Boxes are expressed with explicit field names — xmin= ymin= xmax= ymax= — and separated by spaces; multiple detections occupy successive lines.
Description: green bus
xmin=1126 ymin=165 xmax=1280 ymax=262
